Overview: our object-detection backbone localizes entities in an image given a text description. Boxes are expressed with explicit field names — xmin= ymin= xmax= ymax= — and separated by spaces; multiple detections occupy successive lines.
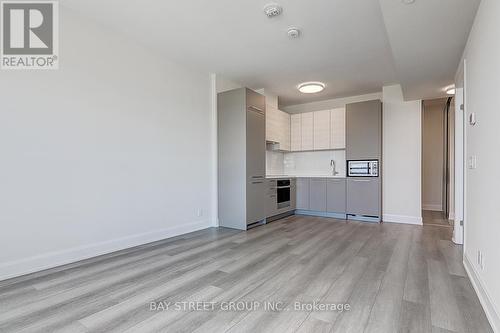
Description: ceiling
xmin=61 ymin=0 xmax=480 ymax=106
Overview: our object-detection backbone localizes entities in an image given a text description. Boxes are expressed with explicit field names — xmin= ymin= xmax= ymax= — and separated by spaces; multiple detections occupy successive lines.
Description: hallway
xmin=422 ymin=210 xmax=452 ymax=227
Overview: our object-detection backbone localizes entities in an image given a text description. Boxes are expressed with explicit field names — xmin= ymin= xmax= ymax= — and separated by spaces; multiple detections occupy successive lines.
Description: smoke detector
xmin=287 ymin=27 xmax=301 ymax=39
xmin=264 ymin=3 xmax=283 ymax=18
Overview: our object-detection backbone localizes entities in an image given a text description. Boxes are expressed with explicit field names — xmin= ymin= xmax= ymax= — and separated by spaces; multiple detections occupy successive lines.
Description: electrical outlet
xmin=197 ymin=209 xmax=203 ymax=217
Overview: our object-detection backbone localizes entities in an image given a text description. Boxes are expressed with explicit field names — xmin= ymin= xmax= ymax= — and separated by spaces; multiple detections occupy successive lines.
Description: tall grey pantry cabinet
xmin=218 ymin=88 xmax=266 ymax=230
xmin=346 ymin=100 xmax=382 ymax=221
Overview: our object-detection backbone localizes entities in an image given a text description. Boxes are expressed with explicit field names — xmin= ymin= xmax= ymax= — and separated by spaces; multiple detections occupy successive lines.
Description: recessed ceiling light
xmin=446 ymin=88 xmax=456 ymax=95
xmin=298 ymin=82 xmax=325 ymax=94
xmin=402 ymin=0 xmax=415 ymax=4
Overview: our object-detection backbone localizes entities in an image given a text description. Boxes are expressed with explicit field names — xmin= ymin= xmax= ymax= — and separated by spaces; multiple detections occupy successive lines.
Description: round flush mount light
xmin=298 ymin=82 xmax=325 ymax=94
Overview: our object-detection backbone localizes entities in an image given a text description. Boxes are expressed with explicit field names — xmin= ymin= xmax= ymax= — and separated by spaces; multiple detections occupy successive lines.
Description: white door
xmin=453 ymin=58 xmax=466 ymax=245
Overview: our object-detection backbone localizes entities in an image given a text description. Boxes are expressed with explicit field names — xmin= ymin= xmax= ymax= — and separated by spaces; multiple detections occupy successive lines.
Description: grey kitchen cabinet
xmin=246 ymin=102 xmax=266 ymax=181
xmin=327 ymin=179 xmax=346 ymax=213
xmin=346 ymin=178 xmax=381 ymax=217
xmin=346 ymin=100 xmax=382 ymax=160
xmin=247 ymin=179 xmax=266 ymax=224
xmin=309 ymin=178 xmax=327 ymax=212
xmin=266 ymin=180 xmax=278 ymax=218
xmin=290 ymin=179 xmax=297 ymax=210
xmin=296 ymin=178 xmax=310 ymax=210
xmin=218 ymin=88 xmax=266 ymax=230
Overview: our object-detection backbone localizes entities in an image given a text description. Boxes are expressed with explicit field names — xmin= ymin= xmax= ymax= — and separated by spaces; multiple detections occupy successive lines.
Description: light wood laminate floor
xmin=422 ymin=210 xmax=453 ymax=227
xmin=0 ymin=216 xmax=492 ymax=333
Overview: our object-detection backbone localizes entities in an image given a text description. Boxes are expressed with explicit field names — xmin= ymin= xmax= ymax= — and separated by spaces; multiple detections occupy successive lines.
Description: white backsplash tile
xmin=266 ymin=149 xmax=346 ymax=177
xmin=284 ymin=150 xmax=346 ymax=177
xmin=266 ymin=151 xmax=284 ymax=175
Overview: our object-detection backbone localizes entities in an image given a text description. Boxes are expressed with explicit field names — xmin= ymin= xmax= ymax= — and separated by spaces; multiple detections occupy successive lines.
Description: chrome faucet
xmin=330 ymin=160 xmax=339 ymax=176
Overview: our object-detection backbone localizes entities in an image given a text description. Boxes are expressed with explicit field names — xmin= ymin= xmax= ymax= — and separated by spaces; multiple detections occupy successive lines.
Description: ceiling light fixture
xmin=446 ymin=88 xmax=456 ymax=95
xmin=402 ymin=0 xmax=415 ymax=4
xmin=298 ymin=82 xmax=325 ymax=94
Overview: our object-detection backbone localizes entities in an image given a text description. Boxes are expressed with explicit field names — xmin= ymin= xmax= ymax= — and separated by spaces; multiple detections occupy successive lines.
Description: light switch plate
xmin=468 ymin=156 xmax=477 ymax=169
xmin=469 ymin=112 xmax=477 ymax=126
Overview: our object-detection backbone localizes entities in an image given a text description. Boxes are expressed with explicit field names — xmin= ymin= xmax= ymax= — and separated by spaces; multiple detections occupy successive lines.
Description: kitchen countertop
xmin=266 ymin=175 xmax=346 ymax=179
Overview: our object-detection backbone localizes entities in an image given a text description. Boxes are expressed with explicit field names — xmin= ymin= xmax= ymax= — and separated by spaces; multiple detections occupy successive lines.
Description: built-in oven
xmin=277 ymin=179 xmax=291 ymax=209
xmin=347 ymin=160 xmax=379 ymax=177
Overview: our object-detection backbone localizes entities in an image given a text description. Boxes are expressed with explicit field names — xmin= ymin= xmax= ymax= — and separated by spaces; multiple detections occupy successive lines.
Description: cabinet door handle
xmin=248 ymin=106 xmax=264 ymax=114
xmin=252 ymin=181 xmax=264 ymax=184
xmin=352 ymin=179 xmax=371 ymax=182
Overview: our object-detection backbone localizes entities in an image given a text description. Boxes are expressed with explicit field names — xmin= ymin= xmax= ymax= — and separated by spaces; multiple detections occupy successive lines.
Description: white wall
xmin=382 ymin=85 xmax=422 ymax=225
xmin=0 ymin=8 xmax=214 ymax=280
xmin=216 ymin=75 xmax=242 ymax=93
xmin=459 ymin=0 xmax=500 ymax=330
xmin=282 ymin=92 xmax=382 ymax=114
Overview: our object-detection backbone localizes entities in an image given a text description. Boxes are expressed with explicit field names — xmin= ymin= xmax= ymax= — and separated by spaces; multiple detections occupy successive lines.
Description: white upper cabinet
xmin=330 ymin=107 xmax=346 ymax=149
xmin=313 ymin=110 xmax=331 ymax=150
xmin=265 ymin=105 xmax=280 ymax=143
xmin=266 ymin=105 xmax=291 ymax=151
xmin=301 ymin=112 xmax=314 ymax=151
xmin=279 ymin=110 xmax=291 ymax=151
xmin=278 ymin=108 xmax=346 ymax=152
xmin=291 ymin=114 xmax=301 ymax=151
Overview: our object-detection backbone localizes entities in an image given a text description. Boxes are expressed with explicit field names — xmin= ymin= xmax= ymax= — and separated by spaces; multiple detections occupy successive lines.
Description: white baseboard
xmin=0 ymin=219 xmax=213 ymax=282
xmin=422 ymin=204 xmax=443 ymax=211
xmin=382 ymin=214 xmax=423 ymax=225
xmin=463 ymin=254 xmax=500 ymax=333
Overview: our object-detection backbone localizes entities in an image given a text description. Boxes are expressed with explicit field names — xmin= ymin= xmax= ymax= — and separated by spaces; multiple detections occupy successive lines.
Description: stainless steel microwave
xmin=347 ymin=160 xmax=379 ymax=177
